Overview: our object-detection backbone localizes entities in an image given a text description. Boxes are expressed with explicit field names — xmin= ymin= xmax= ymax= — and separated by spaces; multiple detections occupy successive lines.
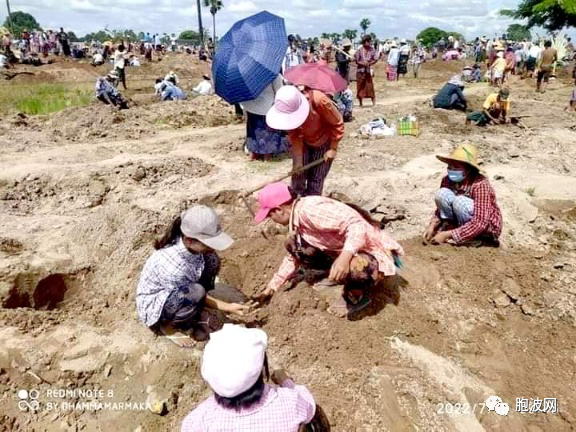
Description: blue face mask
xmin=447 ymin=169 xmax=466 ymax=183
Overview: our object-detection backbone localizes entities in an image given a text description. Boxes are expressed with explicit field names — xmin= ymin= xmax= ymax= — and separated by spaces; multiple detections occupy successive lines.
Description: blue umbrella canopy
xmin=213 ymin=11 xmax=288 ymax=104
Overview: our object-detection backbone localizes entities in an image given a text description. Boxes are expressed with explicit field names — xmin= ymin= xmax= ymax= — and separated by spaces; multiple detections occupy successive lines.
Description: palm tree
xmin=203 ymin=0 xmax=223 ymax=44
xmin=196 ymin=0 xmax=204 ymax=46
xmin=5 ymin=0 xmax=13 ymax=33
xmin=360 ymin=18 xmax=371 ymax=36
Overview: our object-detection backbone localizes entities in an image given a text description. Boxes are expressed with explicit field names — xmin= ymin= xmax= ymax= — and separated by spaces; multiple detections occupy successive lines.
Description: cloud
xmin=2 ymin=0 xmax=575 ymax=41
xmin=227 ymin=0 xmax=259 ymax=13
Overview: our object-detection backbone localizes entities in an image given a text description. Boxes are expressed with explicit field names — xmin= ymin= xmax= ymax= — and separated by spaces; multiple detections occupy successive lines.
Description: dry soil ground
xmin=0 ymin=54 xmax=576 ymax=432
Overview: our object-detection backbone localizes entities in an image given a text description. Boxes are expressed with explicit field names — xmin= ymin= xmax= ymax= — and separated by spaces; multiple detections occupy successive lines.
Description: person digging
xmin=252 ymin=182 xmax=404 ymax=319
xmin=422 ymin=144 xmax=503 ymax=247
xmin=466 ymin=87 xmax=510 ymax=126
xmin=136 ymin=205 xmax=253 ymax=348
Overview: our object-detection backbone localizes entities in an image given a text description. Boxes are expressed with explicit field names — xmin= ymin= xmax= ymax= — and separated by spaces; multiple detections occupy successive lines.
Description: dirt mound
xmin=43 ymin=96 xmax=237 ymax=142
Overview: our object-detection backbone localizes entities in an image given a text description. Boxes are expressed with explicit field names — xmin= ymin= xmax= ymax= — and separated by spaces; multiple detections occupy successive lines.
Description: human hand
xmin=224 ymin=302 xmax=253 ymax=316
xmin=329 ymin=253 xmax=351 ymax=282
xmin=251 ymin=287 xmax=275 ymax=306
xmin=432 ymin=230 xmax=452 ymax=244
xmin=422 ymin=224 xmax=438 ymax=244
xmin=324 ymin=149 xmax=337 ymax=162
xmin=271 ymin=369 xmax=290 ymax=385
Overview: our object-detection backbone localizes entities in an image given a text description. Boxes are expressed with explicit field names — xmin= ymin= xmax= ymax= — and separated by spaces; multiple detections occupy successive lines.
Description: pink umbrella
xmin=284 ymin=63 xmax=348 ymax=94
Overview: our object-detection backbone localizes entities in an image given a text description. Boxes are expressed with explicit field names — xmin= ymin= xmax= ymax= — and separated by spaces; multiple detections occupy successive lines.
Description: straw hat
xmin=436 ymin=144 xmax=483 ymax=172
xmin=342 ymin=38 xmax=352 ymax=47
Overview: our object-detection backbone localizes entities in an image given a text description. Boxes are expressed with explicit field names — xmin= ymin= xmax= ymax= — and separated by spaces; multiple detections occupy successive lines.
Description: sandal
xmin=159 ymin=324 xmax=198 ymax=349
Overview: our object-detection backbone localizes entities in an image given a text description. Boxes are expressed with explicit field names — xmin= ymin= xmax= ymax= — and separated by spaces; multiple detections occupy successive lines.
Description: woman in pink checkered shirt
xmin=181 ymin=324 xmax=323 ymax=432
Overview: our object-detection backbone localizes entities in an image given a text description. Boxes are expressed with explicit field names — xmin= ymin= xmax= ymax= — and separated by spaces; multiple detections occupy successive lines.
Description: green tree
xmin=360 ymin=18 xmax=371 ymax=35
xmin=500 ymin=0 xmax=576 ymax=31
xmin=369 ymin=32 xmax=378 ymax=44
xmin=321 ymin=32 xmax=331 ymax=40
xmin=137 ymin=31 xmax=145 ymax=41
xmin=67 ymin=31 xmax=78 ymax=42
xmin=179 ymin=30 xmax=200 ymax=40
xmin=330 ymin=32 xmax=340 ymax=43
xmin=416 ymin=27 xmax=448 ymax=48
xmin=2 ymin=11 xmax=41 ymax=37
xmin=203 ymin=0 xmax=223 ymax=43
xmin=82 ymin=30 xmax=110 ymax=42
xmin=342 ymin=29 xmax=358 ymax=43
xmin=506 ymin=23 xmax=532 ymax=41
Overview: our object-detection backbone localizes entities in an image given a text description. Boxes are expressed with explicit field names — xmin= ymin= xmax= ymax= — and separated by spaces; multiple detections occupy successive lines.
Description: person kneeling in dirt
xmin=252 ymin=183 xmax=404 ymax=319
xmin=161 ymin=81 xmax=187 ymax=101
xmin=136 ymin=206 xmax=251 ymax=348
xmin=432 ymin=75 xmax=467 ymax=111
xmin=181 ymin=324 xmax=325 ymax=432
xmin=95 ymin=72 xmax=129 ymax=110
xmin=422 ymin=144 xmax=503 ymax=247
xmin=466 ymin=87 xmax=510 ymax=126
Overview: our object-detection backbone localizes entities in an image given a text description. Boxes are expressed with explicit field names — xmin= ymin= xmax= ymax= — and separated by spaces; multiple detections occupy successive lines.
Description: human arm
xmin=454 ymin=87 xmax=467 ymax=107
xmin=315 ymin=92 xmax=344 ymax=156
xmin=205 ymin=295 xmax=250 ymax=316
xmin=253 ymin=255 xmax=298 ymax=304
xmin=271 ymin=370 xmax=316 ymax=425
xmin=423 ymin=177 xmax=449 ymax=242
xmin=451 ymin=180 xmax=495 ymax=244
xmin=301 ymin=202 xmax=368 ymax=282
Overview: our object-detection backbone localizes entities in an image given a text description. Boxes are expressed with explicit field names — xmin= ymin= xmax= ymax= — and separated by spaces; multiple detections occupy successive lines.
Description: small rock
xmin=493 ymin=293 xmax=511 ymax=308
xmin=493 ymin=175 xmax=505 ymax=181
xmin=146 ymin=392 xmax=167 ymax=416
xmin=517 ymin=200 xmax=539 ymax=223
xmin=507 ymin=147 xmax=520 ymax=158
xmin=521 ymin=304 xmax=535 ymax=316
xmin=553 ymin=262 xmax=565 ymax=269
xmin=350 ymin=133 xmax=359 ymax=138
xmin=134 ymin=427 xmax=143 ymax=432
xmin=132 ymin=167 xmax=147 ymax=182
xmin=104 ymin=365 xmax=112 ymax=378
xmin=501 ymin=279 xmax=521 ymax=301
xmin=538 ymin=235 xmax=548 ymax=245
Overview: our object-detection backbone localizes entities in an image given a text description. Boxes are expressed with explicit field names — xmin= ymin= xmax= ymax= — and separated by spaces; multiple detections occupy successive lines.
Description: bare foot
xmin=159 ymin=324 xmax=198 ymax=348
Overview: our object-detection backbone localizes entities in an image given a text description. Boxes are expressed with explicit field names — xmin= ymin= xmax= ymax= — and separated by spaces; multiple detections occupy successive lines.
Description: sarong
xmin=245 ymin=112 xmax=290 ymax=156
xmin=356 ymin=71 xmax=375 ymax=99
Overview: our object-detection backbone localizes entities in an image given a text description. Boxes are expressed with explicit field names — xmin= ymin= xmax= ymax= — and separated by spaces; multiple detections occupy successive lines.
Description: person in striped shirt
xmin=422 ymin=144 xmax=503 ymax=246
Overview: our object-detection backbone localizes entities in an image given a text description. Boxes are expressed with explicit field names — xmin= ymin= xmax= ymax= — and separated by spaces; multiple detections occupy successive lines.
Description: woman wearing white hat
xmin=136 ymin=206 xmax=251 ymax=348
xmin=181 ymin=324 xmax=318 ymax=431
xmin=266 ymin=85 xmax=344 ymax=197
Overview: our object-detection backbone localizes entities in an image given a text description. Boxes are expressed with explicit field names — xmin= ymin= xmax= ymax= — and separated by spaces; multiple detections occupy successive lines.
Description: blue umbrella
xmin=213 ymin=11 xmax=287 ymax=104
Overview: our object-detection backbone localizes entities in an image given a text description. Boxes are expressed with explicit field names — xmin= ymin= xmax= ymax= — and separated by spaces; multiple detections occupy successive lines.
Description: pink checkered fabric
xmin=268 ymin=196 xmax=404 ymax=291
xmin=180 ymin=381 xmax=315 ymax=432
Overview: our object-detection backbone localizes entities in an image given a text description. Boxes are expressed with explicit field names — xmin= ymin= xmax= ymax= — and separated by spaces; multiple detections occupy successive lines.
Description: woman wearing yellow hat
xmin=422 ymin=144 xmax=503 ymax=246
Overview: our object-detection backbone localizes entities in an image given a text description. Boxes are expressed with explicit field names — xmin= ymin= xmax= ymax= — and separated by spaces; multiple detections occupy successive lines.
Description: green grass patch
xmin=0 ymin=83 xmax=93 ymax=116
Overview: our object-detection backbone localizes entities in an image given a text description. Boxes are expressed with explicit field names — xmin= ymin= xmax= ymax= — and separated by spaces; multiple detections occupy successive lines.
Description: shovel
xmin=240 ymin=158 xmax=325 ymax=217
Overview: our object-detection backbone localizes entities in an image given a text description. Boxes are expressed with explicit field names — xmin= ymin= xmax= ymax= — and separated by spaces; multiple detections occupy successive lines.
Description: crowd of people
xmin=2 ymin=21 xmax=573 ymax=429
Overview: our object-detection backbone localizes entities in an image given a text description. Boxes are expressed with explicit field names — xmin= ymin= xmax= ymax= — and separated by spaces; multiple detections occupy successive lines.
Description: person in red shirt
xmin=252 ymin=182 xmax=404 ymax=319
xmin=422 ymin=144 xmax=503 ymax=246
xmin=266 ymin=85 xmax=344 ymax=197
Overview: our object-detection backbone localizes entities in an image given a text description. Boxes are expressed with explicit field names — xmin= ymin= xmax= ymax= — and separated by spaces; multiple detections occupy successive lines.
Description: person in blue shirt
xmin=161 ymin=82 xmax=187 ymax=101
xmin=95 ymin=72 xmax=128 ymax=109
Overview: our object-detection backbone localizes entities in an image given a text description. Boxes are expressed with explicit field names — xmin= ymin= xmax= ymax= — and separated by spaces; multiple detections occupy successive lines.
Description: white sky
xmin=1 ymin=0 xmax=573 ymax=40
